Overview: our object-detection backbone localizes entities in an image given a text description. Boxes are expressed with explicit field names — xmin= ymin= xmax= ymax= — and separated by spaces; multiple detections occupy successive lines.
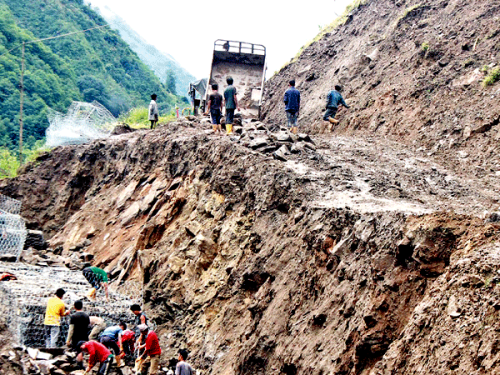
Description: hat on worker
xmin=138 ymin=324 xmax=149 ymax=332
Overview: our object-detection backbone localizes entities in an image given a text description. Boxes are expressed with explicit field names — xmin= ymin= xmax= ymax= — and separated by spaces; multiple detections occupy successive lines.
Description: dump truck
xmin=198 ymin=39 xmax=266 ymax=119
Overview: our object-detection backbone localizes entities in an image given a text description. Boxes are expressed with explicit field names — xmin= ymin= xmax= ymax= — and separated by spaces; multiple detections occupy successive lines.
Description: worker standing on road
xmin=82 ymin=266 xmax=109 ymax=301
xmin=323 ymin=85 xmax=349 ymax=131
xmin=66 ymin=300 xmax=90 ymax=351
xmin=44 ymin=288 xmax=70 ymax=348
xmin=149 ymin=94 xmax=159 ymax=129
xmin=284 ymin=79 xmax=301 ymax=134
xmin=205 ymin=84 xmax=223 ymax=133
xmin=223 ymin=76 xmax=240 ymax=135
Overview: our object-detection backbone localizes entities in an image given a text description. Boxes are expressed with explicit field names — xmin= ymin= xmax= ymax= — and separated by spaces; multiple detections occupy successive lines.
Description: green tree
xmin=165 ymin=69 xmax=177 ymax=94
xmin=0 ymin=0 xmax=188 ymax=149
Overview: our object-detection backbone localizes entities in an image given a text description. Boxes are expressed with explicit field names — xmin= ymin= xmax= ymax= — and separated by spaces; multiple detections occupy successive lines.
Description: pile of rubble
xmin=7 ymin=347 xmax=83 ymax=375
xmin=199 ymin=117 xmax=318 ymax=161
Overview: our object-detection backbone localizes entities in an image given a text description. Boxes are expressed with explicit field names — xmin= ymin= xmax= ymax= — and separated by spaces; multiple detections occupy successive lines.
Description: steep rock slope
xmin=2 ymin=120 xmax=500 ymax=374
xmin=262 ymin=0 xmax=500 ymax=178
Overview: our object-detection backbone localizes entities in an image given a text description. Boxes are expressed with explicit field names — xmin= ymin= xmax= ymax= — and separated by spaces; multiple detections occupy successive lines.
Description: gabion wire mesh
xmin=0 ymin=262 xmax=141 ymax=348
xmin=46 ymin=101 xmax=116 ymax=147
xmin=0 ymin=194 xmax=21 ymax=215
xmin=0 ymin=212 xmax=27 ymax=261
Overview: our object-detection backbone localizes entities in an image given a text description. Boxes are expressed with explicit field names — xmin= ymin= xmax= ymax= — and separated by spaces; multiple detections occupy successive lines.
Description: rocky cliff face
xmin=2 ymin=116 xmax=500 ymax=374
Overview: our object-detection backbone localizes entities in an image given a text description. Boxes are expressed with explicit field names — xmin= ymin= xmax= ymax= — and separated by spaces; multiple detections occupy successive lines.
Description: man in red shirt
xmin=136 ymin=324 xmax=161 ymax=375
xmin=77 ymin=340 xmax=113 ymax=375
xmin=118 ymin=329 xmax=136 ymax=364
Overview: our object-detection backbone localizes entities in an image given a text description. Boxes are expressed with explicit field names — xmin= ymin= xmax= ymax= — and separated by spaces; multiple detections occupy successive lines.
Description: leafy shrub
xmin=482 ymin=67 xmax=500 ymax=87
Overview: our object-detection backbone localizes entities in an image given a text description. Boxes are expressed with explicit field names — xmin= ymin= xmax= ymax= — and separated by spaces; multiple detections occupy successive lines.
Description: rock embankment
xmin=2 ymin=118 xmax=500 ymax=374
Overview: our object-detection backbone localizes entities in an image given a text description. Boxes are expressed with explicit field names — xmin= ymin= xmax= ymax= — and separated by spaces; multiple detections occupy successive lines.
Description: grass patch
xmin=119 ymin=107 xmax=177 ymax=128
xmin=393 ymin=4 xmax=423 ymax=29
xmin=421 ymin=42 xmax=430 ymax=52
xmin=0 ymin=141 xmax=51 ymax=179
xmin=482 ymin=66 xmax=500 ymax=87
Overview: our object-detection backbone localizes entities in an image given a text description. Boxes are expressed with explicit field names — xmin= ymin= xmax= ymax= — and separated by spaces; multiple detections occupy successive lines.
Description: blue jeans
xmin=45 ymin=325 xmax=60 ymax=348
xmin=225 ymin=109 xmax=235 ymax=124
xmin=286 ymin=111 xmax=298 ymax=127
xmin=210 ymin=109 xmax=222 ymax=124
xmin=323 ymin=107 xmax=338 ymax=121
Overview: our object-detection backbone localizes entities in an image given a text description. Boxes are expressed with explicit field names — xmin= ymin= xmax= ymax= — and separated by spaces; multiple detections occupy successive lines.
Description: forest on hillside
xmin=0 ymin=0 xmax=188 ymax=152
xmin=101 ymin=11 xmax=195 ymax=98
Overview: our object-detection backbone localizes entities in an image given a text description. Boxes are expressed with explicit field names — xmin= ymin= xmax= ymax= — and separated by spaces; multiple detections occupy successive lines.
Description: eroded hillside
xmin=262 ymin=0 xmax=500 ymax=179
xmin=2 ymin=0 xmax=500 ymax=374
xmin=2 ymin=117 xmax=500 ymax=374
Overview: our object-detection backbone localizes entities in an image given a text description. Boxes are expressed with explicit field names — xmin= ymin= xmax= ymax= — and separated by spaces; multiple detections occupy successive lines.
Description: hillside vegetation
xmin=101 ymin=11 xmax=195 ymax=98
xmin=0 ymin=0 xmax=187 ymax=152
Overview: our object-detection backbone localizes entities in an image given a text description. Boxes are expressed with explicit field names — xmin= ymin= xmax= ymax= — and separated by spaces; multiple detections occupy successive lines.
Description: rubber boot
xmin=226 ymin=124 xmax=233 ymax=135
xmin=292 ymin=127 xmax=298 ymax=134
xmin=86 ymin=288 xmax=96 ymax=300
xmin=328 ymin=117 xmax=339 ymax=124
xmin=212 ymin=125 xmax=217 ymax=133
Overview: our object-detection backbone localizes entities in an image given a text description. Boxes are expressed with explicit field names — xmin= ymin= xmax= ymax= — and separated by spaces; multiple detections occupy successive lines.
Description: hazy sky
xmin=87 ymin=0 xmax=353 ymax=79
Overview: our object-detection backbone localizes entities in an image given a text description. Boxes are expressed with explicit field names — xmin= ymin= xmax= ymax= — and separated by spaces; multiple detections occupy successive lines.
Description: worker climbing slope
xmin=323 ymin=85 xmax=350 ymax=131
xmin=82 ymin=266 xmax=109 ymax=301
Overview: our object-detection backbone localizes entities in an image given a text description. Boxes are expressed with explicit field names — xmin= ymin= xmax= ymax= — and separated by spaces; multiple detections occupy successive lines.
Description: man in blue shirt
xmin=99 ymin=321 xmax=126 ymax=367
xmin=324 ymin=85 xmax=350 ymax=129
xmin=283 ymin=79 xmax=301 ymax=134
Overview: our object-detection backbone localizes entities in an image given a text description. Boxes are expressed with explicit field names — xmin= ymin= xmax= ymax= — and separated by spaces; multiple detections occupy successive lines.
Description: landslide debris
xmin=2 ymin=115 xmax=500 ymax=374
xmin=262 ymin=0 xmax=500 ymax=179
xmin=2 ymin=1 xmax=500 ymax=373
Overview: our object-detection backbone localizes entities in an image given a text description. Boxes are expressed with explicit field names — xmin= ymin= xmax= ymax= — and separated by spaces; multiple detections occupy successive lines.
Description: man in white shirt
xmin=149 ymin=94 xmax=159 ymax=129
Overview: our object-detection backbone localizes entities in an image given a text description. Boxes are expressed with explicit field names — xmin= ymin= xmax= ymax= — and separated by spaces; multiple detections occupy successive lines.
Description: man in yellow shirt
xmin=44 ymin=288 xmax=70 ymax=348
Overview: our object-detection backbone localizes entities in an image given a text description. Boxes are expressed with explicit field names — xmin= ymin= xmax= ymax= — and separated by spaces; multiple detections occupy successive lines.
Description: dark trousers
xmin=97 ymin=356 xmax=113 ymax=375
xmin=100 ymin=336 xmax=120 ymax=355
xmin=83 ymin=268 xmax=101 ymax=290
xmin=225 ymin=108 xmax=235 ymax=124
xmin=323 ymin=107 xmax=338 ymax=121
xmin=210 ymin=109 xmax=222 ymax=125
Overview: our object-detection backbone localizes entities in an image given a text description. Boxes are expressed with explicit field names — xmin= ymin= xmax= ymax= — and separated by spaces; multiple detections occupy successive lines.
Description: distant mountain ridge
xmin=95 ymin=6 xmax=195 ymax=97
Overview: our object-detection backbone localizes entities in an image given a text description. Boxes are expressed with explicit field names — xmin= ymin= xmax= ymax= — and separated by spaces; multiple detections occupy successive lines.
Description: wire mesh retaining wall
xmin=46 ymin=101 xmax=116 ymax=147
xmin=0 ymin=194 xmax=22 ymax=215
xmin=0 ymin=195 xmax=27 ymax=261
xmin=0 ymin=262 xmax=140 ymax=348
